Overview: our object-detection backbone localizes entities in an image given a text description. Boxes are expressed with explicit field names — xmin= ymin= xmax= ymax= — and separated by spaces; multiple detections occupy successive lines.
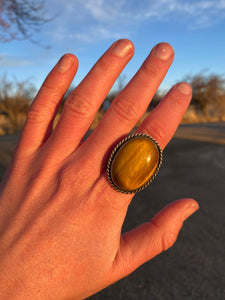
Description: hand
xmin=0 ymin=40 xmax=199 ymax=299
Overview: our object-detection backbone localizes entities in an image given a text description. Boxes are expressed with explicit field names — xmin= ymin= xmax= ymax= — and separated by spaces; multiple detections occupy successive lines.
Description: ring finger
xmin=82 ymin=43 xmax=175 ymax=164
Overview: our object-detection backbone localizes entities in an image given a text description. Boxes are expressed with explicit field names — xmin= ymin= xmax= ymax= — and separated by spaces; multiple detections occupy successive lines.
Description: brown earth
xmin=0 ymin=123 xmax=225 ymax=300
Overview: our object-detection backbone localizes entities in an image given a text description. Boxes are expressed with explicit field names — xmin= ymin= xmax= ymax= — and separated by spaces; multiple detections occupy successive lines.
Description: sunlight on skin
xmin=0 ymin=40 xmax=198 ymax=299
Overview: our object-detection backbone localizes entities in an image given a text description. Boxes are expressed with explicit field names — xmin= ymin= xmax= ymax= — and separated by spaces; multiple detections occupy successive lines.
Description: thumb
xmin=113 ymin=198 xmax=199 ymax=280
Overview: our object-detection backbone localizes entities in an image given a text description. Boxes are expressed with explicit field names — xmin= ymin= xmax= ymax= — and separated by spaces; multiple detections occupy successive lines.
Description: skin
xmin=0 ymin=40 xmax=199 ymax=299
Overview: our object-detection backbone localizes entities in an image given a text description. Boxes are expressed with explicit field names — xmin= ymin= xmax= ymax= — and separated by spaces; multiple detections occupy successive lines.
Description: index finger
xmin=47 ymin=40 xmax=134 ymax=159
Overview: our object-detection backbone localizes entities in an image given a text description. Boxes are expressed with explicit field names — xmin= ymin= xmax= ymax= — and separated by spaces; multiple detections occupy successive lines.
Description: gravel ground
xmin=0 ymin=124 xmax=225 ymax=300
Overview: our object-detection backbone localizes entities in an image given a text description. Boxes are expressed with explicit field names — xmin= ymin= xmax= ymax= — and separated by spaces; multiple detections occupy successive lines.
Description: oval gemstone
xmin=110 ymin=136 xmax=160 ymax=192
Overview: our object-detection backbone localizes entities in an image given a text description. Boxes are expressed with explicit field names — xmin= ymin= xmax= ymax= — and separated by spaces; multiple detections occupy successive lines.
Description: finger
xmin=113 ymin=198 xmax=199 ymax=281
xmin=48 ymin=39 xmax=134 ymax=157
xmin=82 ymin=43 xmax=174 ymax=162
xmin=136 ymin=82 xmax=192 ymax=149
xmin=16 ymin=54 xmax=78 ymax=157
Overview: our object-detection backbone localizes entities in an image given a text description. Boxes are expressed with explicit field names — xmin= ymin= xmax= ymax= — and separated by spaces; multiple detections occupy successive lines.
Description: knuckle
xmin=140 ymin=63 xmax=161 ymax=79
xmin=93 ymin=54 xmax=119 ymax=77
xmin=27 ymin=103 xmax=51 ymax=123
xmin=150 ymin=220 xmax=177 ymax=252
xmin=94 ymin=57 xmax=111 ymax=74
xmin=64 ymin=92 xmax=95 ymax=118
xmin=57 ymin=165 xmax=79 ymax=190
xmin=162 ymin=230 xmax=178 ymax=251
xmin=57 ymin=161 xmax=92 ymax=192
xmin=41 ymin=81 xmax=61 ymax=97
xmin=111 ymin=99 xmax=139 ymax=123
xmin=141 ymin=120 xmax=164 ymax=144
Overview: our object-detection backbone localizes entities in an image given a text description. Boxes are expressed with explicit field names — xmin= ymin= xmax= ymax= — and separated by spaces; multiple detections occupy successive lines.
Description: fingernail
xmin=154 ymin=43 xmax=173 ymax=60
xmin=57 ymin=54 xmax=75 ymax=73
xmin=182 ymin=203 xmax=199 ymax=221
xmin=176 ymin=82 xmax=192 ymax=95
xmin=111 ymin=39 xmax=133 ymax=58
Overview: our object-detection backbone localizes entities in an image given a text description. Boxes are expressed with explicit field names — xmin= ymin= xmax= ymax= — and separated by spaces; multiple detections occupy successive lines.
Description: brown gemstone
xmin=110 ymin=136 xmax=161 ymax=192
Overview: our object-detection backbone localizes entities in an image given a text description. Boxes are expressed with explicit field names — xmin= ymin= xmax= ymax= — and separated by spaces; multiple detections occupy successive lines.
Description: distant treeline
xmin=102 ymin=72 xmax=225 ymax=115
xmin=0 ymin=72 xmax=225 ymax=134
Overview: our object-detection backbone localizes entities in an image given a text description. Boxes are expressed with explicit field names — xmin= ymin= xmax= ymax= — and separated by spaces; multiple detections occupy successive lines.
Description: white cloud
xmin=69 ymin=26 xmax=127 ymax=45
xmin=46 ymin=0 xmax=225 ymax=44
xmin=131 ymin=0 xmax=225 ymax=28
xmin=0 ymin=54 xmax=32 ymax=67
xmin=76 ymin=0 xmax=225 ymax=23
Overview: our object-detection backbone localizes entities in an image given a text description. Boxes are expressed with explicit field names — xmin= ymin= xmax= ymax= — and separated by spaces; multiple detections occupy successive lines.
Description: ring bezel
xmin=107 ymin=133 xmax=163 ymax=194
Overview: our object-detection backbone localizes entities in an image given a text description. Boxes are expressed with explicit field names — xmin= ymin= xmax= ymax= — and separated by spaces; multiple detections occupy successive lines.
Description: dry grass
xmin=0 ymin=76 xmax=34 ymax=134
xmin=1 ymin=72 xmax=225 ymax=135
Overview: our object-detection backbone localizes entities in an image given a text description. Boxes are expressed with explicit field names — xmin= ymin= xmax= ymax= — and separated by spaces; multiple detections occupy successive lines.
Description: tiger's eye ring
xmin=107 ymin=133 xmax=163 ymax=194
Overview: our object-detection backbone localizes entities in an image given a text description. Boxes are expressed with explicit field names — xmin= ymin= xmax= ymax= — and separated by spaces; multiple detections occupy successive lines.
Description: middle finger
xmin=84 ymin=43 xmax=174 ymax=161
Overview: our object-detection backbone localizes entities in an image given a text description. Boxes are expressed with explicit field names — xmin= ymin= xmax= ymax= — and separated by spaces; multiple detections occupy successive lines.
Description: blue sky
xmin=1 ymin=0 xmax=225 ymax=93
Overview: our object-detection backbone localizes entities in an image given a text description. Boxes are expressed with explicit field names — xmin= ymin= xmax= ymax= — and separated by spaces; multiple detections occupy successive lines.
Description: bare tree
xmin=0 ymin=75 xmax=35 ymax=132
xmin=187 ymin=72 xmax=225 ymax=116
xmin=0 ymin=0 xmax=50 ymax=43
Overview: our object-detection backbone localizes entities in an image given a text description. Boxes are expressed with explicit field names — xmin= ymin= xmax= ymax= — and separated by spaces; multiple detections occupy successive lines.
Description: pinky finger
xmin=16 ymin=54 xmax=78 ymax=158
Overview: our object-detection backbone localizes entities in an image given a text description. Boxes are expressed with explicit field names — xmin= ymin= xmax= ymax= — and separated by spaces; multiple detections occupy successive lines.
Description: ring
xmin=107 ymin=133 xmax=163 ymax=194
